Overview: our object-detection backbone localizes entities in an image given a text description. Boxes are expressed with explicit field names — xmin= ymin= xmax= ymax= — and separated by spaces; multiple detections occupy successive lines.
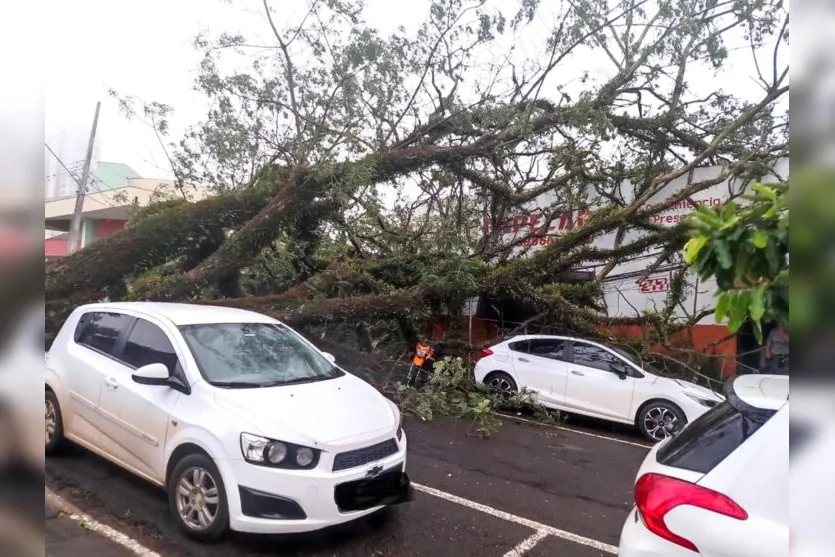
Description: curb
xmin=45 ymin=488 xmax=161 ymax=557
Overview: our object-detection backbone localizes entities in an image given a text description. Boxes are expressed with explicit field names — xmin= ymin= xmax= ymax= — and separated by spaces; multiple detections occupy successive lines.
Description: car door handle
xmin=518 ymin=357 xmax=529 ymax=362
xmin=571 ymin=370 xmax=585 ymax=376
xmin=105 ymin=377 xmax=119 ymax=390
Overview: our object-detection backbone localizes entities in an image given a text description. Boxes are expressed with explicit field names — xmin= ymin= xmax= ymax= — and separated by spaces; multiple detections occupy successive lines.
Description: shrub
xmin=396 ymin=356 xmax=558 ymax=438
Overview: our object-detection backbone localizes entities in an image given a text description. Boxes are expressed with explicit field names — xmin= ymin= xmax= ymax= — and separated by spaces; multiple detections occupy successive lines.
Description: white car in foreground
xmin=618 ymin=374 xmax=789 ymax=556
xmin=0 ymin=303 xmax=45 ymax=474
xmin=45 ymin=302 xmax=411 ymax=541
xmin=473 ymin=335 xmax=723 ymax=442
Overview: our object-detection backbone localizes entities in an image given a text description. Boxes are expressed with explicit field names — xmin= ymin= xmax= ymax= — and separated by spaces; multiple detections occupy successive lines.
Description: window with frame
xmin=508 ymin=340 xmax=530 ymax=353
xmin=120 ymin=318 xmax=179 ymax=375
xmin=571 ymin=342 xmax=626 ymax=372
xmin=528 ymin=339 xmax=566 ymax=361
xmin=75 ymin=312 xmax=132 ymax=356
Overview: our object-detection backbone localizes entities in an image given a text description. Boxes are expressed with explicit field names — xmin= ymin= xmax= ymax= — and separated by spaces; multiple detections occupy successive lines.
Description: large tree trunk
xmin=45 ymin=188 xmax=272 ymax=300
xmin=141 ymin=107 xmax=589 ymax=301
xmin=273 ymin=291 xmax=419 ymax=327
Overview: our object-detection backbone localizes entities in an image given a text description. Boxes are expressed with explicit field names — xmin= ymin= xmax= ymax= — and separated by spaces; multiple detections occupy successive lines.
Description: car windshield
xmin=179 ymin=322 xmax=344 ymax=387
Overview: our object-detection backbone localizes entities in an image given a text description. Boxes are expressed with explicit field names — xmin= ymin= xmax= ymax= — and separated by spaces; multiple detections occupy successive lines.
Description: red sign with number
xmin=638 ymin=277 xmax=669 ymax=294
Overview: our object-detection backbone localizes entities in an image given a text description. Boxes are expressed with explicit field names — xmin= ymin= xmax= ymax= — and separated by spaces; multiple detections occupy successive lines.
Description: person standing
xmin=763 ymin=324 xmax=789 ymax=374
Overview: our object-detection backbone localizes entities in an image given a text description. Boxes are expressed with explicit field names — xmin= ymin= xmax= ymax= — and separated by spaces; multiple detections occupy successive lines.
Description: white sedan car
xmin=618 ymin=374 xmax=789 ymax=556
xmin=473 ymin=335 xmax=723 ymax=442
xmin=45 ymin=302 xmax=411 ymax=541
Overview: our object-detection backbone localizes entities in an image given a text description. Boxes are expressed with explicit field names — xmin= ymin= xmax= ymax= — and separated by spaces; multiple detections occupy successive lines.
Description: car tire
xmin=168 ymin=453 xmax=230 ymax=542
xmin=484 ymin=371 xmax=517 ymax=403
xmin=636 ymin=400 xmax=687 ymax=443
xmin=45 ymin=390 xmax=66 ymax=455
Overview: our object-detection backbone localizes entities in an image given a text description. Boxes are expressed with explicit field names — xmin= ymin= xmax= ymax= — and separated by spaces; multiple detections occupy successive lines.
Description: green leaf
xmin=765 ymin=241 xmax=779 ymax=274
xmin=750 ymin=230 xmax=769 ymax=248
xmin=727 ymin=308 xmax=745 ymax=333
xmin=714 ymin=292 xmax=730 ymax=323
xmin=719 ymin=215 xmax=741 ymax=231
xmin=694 ymin=204 xmax=723 ymax=226
xmin=684 ymin=236 xmax=709 ymax=264
xmin=749 ymin=284 xmax=766 ymax=321
xmin=727 ymin=291 xmax=750 ymax=333
xmin=737 ymin=290 xmax=752 ymax=312
xmin=750 ymin=182 xmax=777 ymax=200
xmin=751 ymin=318 xmax=763 ymax=344
xmin=715 ymin=241 xmax=733 ymax=269
xmin=720 ymin=202 xmax=737 ymax=220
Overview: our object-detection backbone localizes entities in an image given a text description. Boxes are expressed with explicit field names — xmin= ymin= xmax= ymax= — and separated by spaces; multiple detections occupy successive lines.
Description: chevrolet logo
xmin=365 ymin=464 xmax=383 ymax=478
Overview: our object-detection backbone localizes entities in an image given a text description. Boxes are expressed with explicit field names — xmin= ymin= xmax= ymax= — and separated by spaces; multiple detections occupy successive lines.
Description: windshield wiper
xmin=263 ymin=373 xmax=342 ymax=387
xmin=208 ymin=381 xmax=268 ymax=388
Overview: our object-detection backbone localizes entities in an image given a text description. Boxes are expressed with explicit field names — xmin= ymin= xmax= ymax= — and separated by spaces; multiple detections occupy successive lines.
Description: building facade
xmin=44 ymin=163 xmax=205 ymax=257
xmin=467 ymin=158 xmax=790 ymax=377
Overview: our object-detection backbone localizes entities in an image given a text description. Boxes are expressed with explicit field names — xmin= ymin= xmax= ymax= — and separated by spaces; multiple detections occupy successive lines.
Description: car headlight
xmin=396 ymin=410 xmax=404 ymax=441
xmin=240 ymin=433 xmax=321 ymax=470
xmin=684 ymin=393 xmax=719 ymax=408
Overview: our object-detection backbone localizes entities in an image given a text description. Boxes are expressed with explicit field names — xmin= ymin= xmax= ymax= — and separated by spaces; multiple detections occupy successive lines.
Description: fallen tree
xmin=47 ymin=0 xmax=790 ymax=378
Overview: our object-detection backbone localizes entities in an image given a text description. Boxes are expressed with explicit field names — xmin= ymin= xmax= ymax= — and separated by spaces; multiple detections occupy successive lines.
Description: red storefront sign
xmin=484 ymin=209 xmax=589 ymax=235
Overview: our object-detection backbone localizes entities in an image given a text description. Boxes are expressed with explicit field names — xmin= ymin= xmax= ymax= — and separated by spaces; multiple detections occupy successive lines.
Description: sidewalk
xmin=46 ymin=490 xmax=158 ymax=557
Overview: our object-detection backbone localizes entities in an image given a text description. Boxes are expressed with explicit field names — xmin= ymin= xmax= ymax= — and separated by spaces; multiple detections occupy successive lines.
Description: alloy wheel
xmin=45 ymin=399 xmax=57 ymax=445
xmin=642 ymin=406 xmax=678 ymax=442
xmin=175 ymin=467 xmax=220 ymax=530
xmin=488 ymin=376 xmax=514 ymax=402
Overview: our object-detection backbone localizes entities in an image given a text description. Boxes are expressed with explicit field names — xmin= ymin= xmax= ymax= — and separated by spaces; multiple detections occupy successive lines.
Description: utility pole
xmin=67 ymin=101 xmax=101 ymax=254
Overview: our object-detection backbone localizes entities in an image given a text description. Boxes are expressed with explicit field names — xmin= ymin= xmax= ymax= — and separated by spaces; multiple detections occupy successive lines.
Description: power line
xmin=44 ymin=143 xmax=87 ymax=190
xmin=44 ymin=143 xmax=113 ymax=208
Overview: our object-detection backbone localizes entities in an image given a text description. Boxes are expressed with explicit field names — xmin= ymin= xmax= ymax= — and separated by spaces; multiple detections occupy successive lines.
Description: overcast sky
xmin=44 ymin=0 xmax=789 ymax=187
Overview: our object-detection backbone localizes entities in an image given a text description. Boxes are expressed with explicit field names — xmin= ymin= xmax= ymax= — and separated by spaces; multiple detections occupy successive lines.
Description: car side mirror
xmin=132 ymin=363 xmax=170 ymax=385
xmin=609 ymin=361 xmax=629 ymax=379
xmin=322 ymin=352 xmax=336 ymax=363
xmin=131 ymin=363 xmax=191 ymax=395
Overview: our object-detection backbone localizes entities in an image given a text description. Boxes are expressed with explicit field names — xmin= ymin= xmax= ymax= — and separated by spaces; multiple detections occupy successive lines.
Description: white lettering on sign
xmin=638 ymin=277 xmax=669 ymax=294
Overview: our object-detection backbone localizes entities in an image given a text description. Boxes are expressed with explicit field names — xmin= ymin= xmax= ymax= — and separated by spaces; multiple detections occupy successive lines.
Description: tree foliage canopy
xmin=48 ymin=0 xmax=790 ymax=373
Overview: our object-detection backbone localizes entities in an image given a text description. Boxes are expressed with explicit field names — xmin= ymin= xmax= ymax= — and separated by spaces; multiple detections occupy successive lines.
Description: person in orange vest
xmin=412 ymin=338 xmax=434 ymax=369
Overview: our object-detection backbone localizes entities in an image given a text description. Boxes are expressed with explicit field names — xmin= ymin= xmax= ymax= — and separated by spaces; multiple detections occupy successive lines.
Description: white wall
xmin=487 ymin=158 xmax=789 ymax=322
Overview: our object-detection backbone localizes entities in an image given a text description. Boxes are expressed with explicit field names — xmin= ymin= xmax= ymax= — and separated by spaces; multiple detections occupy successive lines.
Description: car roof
xmin=500 ymin=334 xmax=572 ymax=342
xmin=729 ymin=374 xmax=790 ymax=411
xmin=497 ymin=334 xmax=604 ymax=345
xmin=75 ymin=301 xmax=278 ymax=326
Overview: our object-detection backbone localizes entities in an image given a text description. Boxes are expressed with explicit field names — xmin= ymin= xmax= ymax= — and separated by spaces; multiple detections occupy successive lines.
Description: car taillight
xmin=634 ymin=473 xmax=748 ymax=552
xmin=479 ymin=348 xmax=493 ymax=358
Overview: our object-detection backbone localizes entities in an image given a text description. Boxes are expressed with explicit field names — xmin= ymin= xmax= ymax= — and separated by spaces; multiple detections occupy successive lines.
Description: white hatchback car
xmin=45 ymin=302 xmax=411 ymax=541
xmin=473 ymin=335 xmax=723 ymax=442
xmin=618 ymin=374 xmax=789 ymax=556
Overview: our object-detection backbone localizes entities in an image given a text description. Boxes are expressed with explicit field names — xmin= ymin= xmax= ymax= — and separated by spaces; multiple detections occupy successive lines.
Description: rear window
xmin=509 ymin=340 xmax=529 ymax=353
xmin=74 ymin=312 xmax=132 ymax=357
xmin=656 ymin=401 xmax=768 ymax=474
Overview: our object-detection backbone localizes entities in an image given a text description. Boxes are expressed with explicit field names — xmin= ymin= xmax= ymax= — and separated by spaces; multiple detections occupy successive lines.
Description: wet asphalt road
xmin=45 ymin=415 xmax=649 ymax=557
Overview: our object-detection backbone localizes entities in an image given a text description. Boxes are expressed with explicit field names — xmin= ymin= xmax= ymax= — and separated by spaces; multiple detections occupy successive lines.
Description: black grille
xmin=332 ymin=439 xmax=398 ymax=472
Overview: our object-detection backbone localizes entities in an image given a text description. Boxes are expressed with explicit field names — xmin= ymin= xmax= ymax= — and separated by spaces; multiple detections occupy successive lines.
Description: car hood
xmin=213 ymin=372 xmax=397 ymax=448
xmin=653 ymin=375 xmax=724 ymax=400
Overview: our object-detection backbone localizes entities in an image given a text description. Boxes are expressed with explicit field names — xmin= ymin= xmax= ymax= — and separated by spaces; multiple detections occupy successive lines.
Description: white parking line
xmin=46 ymin=488 xmax=161 ymax=557
xmin=495 ymin=412 xmax=652 ymax=449
xmin=504 ymin=529 xmax=549 ymax=557
xmin=412 ymin=482 xmax=618 ymax=554
xmin=47 ymin=480 xmax=616 ymax=556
